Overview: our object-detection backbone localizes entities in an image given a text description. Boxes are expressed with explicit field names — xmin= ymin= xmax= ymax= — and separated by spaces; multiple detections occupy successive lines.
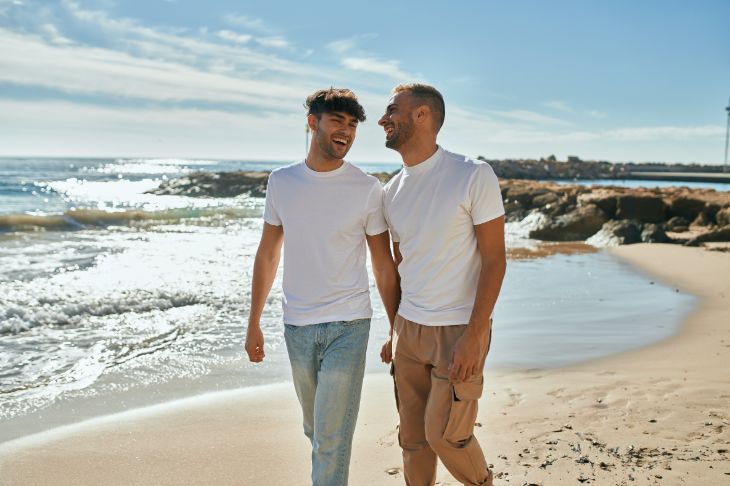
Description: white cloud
xmin=543 ymin=100 xmax=608 ymax=120
xmin=341 ymin=57 xmax=413 ymax=80
xmin=255 ymin=37 xmax=288 ymax=49
xmin=603 ymin=125 xmax=724 ymax=141
xmin=0 ymin=98 xmax=307 ymax=159
xmin=216 ymin=30 xmax=252 ymax=44
xmin=223 ymin=13 xmax=271 ymax=34
xmin=60 ymin=1 xmax=303 ymax=75
xmin=0 ymin=29 xmax=307 ymax=109
xmin=41 ymin=22 xmax=72 ymax=45
xmin=0 ymin=97 xmax=723 ymax=164
xmin=489 ymin=109 xmax=571 ymax=126
xmin=326 ymin=33 xmax=378 ymax=54
xmin=2 ymin=1 xmax=720 ymax=164
xmin=542 ymin=100 xmax=574 ymax=113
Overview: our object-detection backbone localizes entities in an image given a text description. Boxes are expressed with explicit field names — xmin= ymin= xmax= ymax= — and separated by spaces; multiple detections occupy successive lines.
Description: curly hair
xmin=305 ymin=88 xmax=366 ymax=122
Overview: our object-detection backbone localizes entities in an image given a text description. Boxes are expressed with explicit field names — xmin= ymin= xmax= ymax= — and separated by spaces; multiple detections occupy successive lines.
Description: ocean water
xmin=0 ymin=157 xmax=696 ymax=442
xmin=547 ymin=178 xmax=730 ymax=191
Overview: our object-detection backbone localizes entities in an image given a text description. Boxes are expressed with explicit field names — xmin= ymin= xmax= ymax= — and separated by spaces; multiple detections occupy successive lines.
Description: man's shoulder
xmin=441 ymin=149 xmax=486 ymax=169
xmin=344 ymin=162 xmax=382 ymax=185
xmin=441 ymin=149 xmax=498 ymax=179
xmin=269 ymin=161 xmax=304 ymax=180
xmin=383 ymin=169 xmax=404 ymax=195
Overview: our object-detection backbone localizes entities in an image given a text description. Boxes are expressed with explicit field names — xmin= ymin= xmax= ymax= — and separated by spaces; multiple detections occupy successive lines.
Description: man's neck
xmin=400 ymin=141 xmax=439 ymax=168
xmin=305 ymin=151 xmax=344 ymax=172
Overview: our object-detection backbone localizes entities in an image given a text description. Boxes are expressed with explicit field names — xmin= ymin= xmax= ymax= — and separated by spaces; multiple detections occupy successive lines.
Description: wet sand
xmin=0 ymin=243 xmax=728 ymax=485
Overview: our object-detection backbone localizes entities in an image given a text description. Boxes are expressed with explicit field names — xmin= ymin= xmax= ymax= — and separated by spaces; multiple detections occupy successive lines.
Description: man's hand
xmin=448 ymin=329 xmax=488 ymax=383
xmin=245 ymin=324 xmax=265 ymax=363
xmin=380 ymin=335 xmax=393 ymax=364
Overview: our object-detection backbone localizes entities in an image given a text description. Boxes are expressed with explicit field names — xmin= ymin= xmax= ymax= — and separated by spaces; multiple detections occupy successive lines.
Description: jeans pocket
xmin=443 ymin=378 xmax=483 ymax=443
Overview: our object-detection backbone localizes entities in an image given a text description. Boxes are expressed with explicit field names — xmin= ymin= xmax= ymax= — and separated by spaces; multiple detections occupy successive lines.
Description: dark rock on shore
xmin=146 ymin=171 xmax=269 ymax=198
xmin=588 ymin=220 xmax=642 ymax=246
xmin=616 ymin=195 xmax=666 ymax=223
xmin=641 ymin=224 xmax=671 ymax=243
xmin=717 ymin=207 xmax=730 ymax=227
xmin=686 ymin=226 xmax=730 ymax=246
xmin=529 ymin=205 xmax=608 ymax=241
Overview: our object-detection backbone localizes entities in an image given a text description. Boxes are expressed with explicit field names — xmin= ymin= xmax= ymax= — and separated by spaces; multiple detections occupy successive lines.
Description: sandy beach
xmin=1 ymin=243 xmax=728 ymax=485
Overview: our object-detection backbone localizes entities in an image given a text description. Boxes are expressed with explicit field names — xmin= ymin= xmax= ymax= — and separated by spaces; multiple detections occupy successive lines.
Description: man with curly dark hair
xmin=245 ymin=88 xmax=399 ymax=486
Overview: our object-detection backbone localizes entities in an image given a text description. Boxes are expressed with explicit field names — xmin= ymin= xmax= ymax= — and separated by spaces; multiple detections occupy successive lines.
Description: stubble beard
xmin=315 ymin=129 xmax=348 ymax=160
xmin=385 ymin=119 xmax=415 ymax=151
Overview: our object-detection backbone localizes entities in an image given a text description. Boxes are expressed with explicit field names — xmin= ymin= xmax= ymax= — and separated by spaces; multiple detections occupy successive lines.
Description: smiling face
xmin=311 ymin=111 xmax=358 ymax=161
xmin=378 ymin=92 xmax=416 ymax=151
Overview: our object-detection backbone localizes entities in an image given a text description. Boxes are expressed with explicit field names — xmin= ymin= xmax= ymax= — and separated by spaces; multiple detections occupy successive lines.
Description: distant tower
xmin=725 ymin=97 xmax=730 ymax=173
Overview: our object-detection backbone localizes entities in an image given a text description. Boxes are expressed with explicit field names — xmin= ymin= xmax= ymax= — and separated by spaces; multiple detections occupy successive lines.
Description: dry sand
xmin=1 ymin=244 xmax=728 ymax=485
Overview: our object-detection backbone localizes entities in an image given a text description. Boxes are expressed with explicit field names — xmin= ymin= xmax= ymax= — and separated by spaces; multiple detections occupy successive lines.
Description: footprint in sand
xmin=378 ymin=426 xmax=399 ymax=447
xmin=505 ymin=388 xmax=524 ymax=407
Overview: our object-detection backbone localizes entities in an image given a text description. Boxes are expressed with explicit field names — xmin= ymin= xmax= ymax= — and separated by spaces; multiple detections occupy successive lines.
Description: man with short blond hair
xmin=378 ymin=83 xmax=506 ymax=486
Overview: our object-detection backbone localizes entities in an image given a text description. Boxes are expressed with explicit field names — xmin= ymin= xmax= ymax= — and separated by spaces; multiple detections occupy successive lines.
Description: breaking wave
xmin=0 ymin=207 xmax=257 ymax=232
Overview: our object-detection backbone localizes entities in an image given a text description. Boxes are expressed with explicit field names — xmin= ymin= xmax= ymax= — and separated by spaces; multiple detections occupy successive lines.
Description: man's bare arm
xmin=366 ymin=232 xmax=400 ymax=363
xmin=449 ymin=215 xmax=506 ymax=382
xmin=245 ymin=222 xmax=284 ymax=363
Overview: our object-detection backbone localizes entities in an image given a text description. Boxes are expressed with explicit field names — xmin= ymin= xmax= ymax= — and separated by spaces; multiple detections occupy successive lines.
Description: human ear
xmin=307 ymin=114 xmax=318 ymax=132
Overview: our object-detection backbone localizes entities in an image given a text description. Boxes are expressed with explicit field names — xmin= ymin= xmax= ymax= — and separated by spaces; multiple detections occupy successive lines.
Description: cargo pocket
xmin=443 ymin=378 xmax=483 ymax=444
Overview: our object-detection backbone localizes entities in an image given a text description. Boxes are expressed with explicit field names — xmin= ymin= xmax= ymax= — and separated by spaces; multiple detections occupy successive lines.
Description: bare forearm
xmin=248 ymin=252 xmax=280 ymax=326
xmin=374 ymin=266 xmax=400 ymax=330
xmin=466 ymin=257 xmax=506 ymax=340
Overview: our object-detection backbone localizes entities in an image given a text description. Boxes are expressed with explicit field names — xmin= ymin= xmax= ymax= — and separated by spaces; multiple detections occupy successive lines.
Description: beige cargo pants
xmin=391 ymin=315 xmax=493 ymax=486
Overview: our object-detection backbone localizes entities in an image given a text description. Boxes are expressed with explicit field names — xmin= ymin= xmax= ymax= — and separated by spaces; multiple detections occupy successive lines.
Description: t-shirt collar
xmin=302 ymin=159 xmax=350 ymax=178
xmin=402 ymin=146 xmax=443 ymax=176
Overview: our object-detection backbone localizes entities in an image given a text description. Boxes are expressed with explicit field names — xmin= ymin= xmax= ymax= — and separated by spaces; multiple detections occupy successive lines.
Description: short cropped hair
xmin=393 ymin=83 xmax=445 ymax=130
xmin=305 ymin=88 xmax=366 ymax=122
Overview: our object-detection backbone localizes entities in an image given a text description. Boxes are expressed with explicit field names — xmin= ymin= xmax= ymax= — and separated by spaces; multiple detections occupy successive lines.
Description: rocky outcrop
xmin=615 ymin=195 xmax=666 ymax=223
xmin=716 ymin=207 xmax=730 ymax=227
xmin=506 ymin=180 xmax=729 ymax=247
xmin=145 ymin=170 xmax=730 ymax=247
xmin=529 ymin=205 xmax=608 ymax=241
xmin=686 ymin=226 xmax=730 ymax=246
xmin=146 ymin=171 xmax=269 ymax=198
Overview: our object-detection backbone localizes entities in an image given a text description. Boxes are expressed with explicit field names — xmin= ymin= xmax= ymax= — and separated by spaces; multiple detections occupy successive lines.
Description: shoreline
xmin=0 ymin=247 xmax=693 ymax=444
xmin=1 ymin=244 xmax=728 ymax=485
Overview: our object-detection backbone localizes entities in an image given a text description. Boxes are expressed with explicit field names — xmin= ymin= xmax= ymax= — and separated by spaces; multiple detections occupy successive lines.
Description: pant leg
xmin=284 ymin=323 xmax=320 ymax=444
xmin=392 ymin=316 xmax=438 ymax=486
xmin=424 ymin=325 xmax=493 ymax=486
xmin=311 ymin=318 xmax=370 ymax=486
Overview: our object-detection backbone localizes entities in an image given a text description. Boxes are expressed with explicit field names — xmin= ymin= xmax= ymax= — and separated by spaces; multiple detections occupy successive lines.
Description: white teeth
xmin=333 ymin=137 xmax=346 ymax=144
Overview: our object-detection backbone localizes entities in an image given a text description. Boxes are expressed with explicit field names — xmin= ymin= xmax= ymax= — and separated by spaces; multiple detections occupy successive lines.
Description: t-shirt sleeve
xmin=263 ymin=172 xmax=282 ymax=226
xmin=469 ymin=163 xmax=505 ymax=225
xmin=382 ymin=181 xmax=399 ymax=242
xmin=364 ymin=180 xmax=388 ymax=236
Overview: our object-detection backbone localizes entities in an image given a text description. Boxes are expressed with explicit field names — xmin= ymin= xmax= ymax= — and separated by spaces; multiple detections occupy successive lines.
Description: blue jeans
xmin=284 ymin=318 xmax=371 ymax=486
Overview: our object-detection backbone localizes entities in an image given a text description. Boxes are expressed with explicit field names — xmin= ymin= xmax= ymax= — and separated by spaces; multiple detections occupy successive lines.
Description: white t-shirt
xmin=263 ymin=161 xmax=387 ymax=325
xmin=383 ymin=147 xmax=504 ymax=326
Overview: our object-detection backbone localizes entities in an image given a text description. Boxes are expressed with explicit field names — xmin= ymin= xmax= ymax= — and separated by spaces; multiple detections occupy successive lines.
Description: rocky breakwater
xmin=479 ymin=155 xmax=725 ymax=181
xmin=146 ymin=171 xmax=730 ymax=247
xmin=146 ymin=171 xmax=270 ymax=198
xmin=503 ymin=180 xmax=730 ymax=246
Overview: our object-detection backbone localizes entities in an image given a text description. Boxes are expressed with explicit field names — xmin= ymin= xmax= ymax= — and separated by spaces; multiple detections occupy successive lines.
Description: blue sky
xmin=0 ymin=0 xmax=728 ymax=164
